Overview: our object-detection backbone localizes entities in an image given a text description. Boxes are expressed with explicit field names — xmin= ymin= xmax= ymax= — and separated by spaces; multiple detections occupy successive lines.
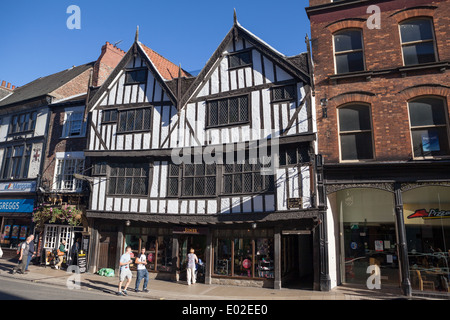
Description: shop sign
xmin=0 ymin=199 xmax=34 ymax=213
xmin=0 ymin=181 xmax=36 ymax=193
xmin=173 ymin=227 xmax=208 ymax=235
xmin=77 ymin=253 xmax=87 ymax=273
xmin=287 ymin=198 xmax=302 ymax=209
xmin=407 ymin=208 xmax=450 ymax=220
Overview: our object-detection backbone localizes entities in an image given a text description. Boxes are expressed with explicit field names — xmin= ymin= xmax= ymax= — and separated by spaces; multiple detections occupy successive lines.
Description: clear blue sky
xmin=0 ymin=0 xmax=311 ymax=87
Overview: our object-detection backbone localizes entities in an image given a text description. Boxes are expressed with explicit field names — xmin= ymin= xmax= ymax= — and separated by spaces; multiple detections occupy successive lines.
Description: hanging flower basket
xmin=32 ymin=204 xmax=83 ymax=229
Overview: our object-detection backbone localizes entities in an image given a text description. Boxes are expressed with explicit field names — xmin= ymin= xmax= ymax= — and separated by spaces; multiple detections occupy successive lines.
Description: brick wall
xmin=308 ymin=0 xmax=450 ymax=163
xmin=92 ymin=42 xmax=126 ymax=87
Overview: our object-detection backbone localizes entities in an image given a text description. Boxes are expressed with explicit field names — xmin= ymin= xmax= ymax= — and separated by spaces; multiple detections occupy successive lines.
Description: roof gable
xmin=179 ymin=21 xmax=310 ymax=108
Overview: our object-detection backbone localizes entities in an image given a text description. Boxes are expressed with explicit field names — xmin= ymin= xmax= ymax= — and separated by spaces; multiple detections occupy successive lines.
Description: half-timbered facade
xmin=85 ymin=19 xmax=327 ymax=290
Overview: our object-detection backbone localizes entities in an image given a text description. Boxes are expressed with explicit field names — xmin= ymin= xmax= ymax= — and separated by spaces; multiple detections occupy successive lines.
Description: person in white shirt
xmin=134 ymin=247 xmax=149 ymax=293
xmin=186 ymin=248 xmax=198 ymax=285
xmin=117 ymin=246 xmax=133 ymax=296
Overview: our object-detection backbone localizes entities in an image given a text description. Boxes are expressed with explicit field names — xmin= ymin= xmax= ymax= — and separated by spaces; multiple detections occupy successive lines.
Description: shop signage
xmin=282 ymin=230 xmax=311 ymax=235
xmin=407 ymin=208 xmax=450 ymax=220
xmin=0 ymin=199 xmax=34 ymax=213
xmin=173 ymin=227 xmax=208 ymax=235
xmin=0 ymin=181 xmax=36 ymax=193
xmin=77 ymin=253 xmax=87 ymax=273
xmin=287 ymin=197 xmax=302 ymax=208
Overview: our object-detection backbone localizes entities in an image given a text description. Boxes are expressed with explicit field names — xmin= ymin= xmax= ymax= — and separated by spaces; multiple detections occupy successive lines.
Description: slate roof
xmin=0 ymin=62 xmax=95 ymax=108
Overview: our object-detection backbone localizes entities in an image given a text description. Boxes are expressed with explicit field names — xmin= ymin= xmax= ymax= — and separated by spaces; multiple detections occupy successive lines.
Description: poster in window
xmin=11 ymin=225 xmax=19 ymax=239
xmin=375 ymin=240 xmax=383 ymax=252
xmin=421 ymin=130 xmax=440 ymax=152
xmin=19 ymin=226 xmax=27 ymax=240
xmin=3 ymin=225 xmax=11 ymax=239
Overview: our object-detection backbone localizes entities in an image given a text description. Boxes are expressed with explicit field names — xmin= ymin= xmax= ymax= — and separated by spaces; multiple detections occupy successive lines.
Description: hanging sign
xmin=0 ymin=181 xmax=36 ymax=193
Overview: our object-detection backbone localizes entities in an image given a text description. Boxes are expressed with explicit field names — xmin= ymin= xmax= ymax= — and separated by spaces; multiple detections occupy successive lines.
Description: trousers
xmin=186 ymin=267 xmax=196 ymax=285
xmin=135 ymin=269 xmax=149 ymax=290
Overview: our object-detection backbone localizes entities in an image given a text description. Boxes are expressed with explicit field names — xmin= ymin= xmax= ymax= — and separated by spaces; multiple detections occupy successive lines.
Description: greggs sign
xmin=407 ymin=209 xmax=450 ymax=220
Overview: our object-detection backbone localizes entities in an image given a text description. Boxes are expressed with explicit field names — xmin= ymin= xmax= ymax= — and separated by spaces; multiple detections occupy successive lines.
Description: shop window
xmin=213 ymin=230 xmax=274 ymax=279
xmin=338 ymin=104 xmax=374 ymax=161
xmin=108 ymin=163 xmax=149 ymax=196
xmin=334 ymin=29 xmax=365 ymax=74
xmin=403 ymin=186 xmax=450 ymax=293
xmin=337 ymin=188 xmax=399 ymax=286
xmin=399 ymin=18 xmax=437 ymax=66
xmin=408 ymin=97 xmax=450 ymax=158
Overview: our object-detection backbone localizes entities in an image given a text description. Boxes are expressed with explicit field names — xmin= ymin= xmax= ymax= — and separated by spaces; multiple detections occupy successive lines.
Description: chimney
xmin=1 ymin=80 xmax=5 ymax=87
xmin=7 ymin=83 xmax=11 ymax=89
xmin=92 ymin=42 xmax=126 ymax=87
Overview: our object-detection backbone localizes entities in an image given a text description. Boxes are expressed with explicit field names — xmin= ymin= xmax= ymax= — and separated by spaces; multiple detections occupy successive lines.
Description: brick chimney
xmin=0 ymin=80 xmax=15 ymax=91
xmin=92 ymin=42 xmax=126 ymax=87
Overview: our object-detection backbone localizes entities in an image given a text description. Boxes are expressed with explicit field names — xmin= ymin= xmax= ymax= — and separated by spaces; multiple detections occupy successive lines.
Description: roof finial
xmin=135 ymin=25 xmax=139 ymax=42
xmin=233 ymin=8 xmax=238 ymax=25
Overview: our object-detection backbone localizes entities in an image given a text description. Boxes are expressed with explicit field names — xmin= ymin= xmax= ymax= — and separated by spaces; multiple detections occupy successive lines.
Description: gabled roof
xmin=0 ymin=62 xmax=95 ymax=108
xmin=179 ymin=19 xmax=311 ymax=108
xmin=140 ymin=44 xmax=191 ymax=80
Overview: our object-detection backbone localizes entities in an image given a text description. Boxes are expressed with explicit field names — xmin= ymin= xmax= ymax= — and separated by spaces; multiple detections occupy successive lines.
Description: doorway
xmin=178 ymin=235 xmax=206 ymax=283
xmin=97 ymin=232 xmax=117 ymax=270
xmin=281 ymin=233 xmax=314 ymax=289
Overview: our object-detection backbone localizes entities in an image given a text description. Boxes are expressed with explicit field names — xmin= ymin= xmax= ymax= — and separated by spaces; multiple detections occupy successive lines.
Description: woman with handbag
xmin=55 ymin=240 xmax=67 ymax=270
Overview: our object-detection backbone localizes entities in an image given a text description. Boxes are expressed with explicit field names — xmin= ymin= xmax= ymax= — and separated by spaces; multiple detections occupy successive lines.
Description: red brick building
xmin=306 ymin=0 xmax=450 ymax=296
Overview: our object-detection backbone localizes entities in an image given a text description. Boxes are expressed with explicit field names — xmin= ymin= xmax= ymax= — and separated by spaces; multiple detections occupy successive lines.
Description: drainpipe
xmin=394 ymin=183 xmax=412 ymax=297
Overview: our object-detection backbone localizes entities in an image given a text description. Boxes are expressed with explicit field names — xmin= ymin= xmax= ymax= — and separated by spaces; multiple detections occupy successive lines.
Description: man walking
xmin=25 ymin=235 xmax=35 ymax=272
xmin=134 ymin=247 xmax=149 ymax=293
xmin=12 ymin=236 xmax=32 ymax=274
xmin=117 ymin=246 xmax=133 ymax=296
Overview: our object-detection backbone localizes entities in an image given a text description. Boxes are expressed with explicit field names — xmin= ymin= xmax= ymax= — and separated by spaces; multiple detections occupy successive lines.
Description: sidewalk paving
xmin=0 ymin=258 xmax=441 ymax=300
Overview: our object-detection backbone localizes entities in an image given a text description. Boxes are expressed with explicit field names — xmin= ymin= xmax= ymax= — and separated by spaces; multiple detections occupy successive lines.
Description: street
xmin=0 ymin=276 xmax=147 ymax=300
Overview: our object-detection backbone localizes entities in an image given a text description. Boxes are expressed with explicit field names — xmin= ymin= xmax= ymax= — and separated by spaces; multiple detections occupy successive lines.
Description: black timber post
xmin=394 ymin=183 xmax=412 ymax=297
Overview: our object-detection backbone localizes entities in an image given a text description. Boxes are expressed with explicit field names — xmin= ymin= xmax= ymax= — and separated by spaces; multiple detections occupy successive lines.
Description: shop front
xmin=334 ymin=188 xmax=400 ymax=287
xmin=0 ymin=197 xmax=35 ymax=257
xmin=89 ymin=218 xmax=318 ymax=290
xmin=403 ymin=185 xmax=450 ymax=294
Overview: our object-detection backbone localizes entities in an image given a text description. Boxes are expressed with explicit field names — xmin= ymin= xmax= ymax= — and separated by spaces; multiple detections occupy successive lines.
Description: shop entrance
xmin=281 ymin=233 xmax=314 ymax=289
xmin=178 ymin=235 xmax=206 ymax=283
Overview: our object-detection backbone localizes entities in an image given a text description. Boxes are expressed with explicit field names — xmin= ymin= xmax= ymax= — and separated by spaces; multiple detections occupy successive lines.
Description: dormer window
xmin=125 ymin=68 xmax=148 ymax=85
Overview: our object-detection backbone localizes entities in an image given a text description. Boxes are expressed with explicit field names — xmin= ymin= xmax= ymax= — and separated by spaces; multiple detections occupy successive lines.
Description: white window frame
xmin=43 ymin=224 xmax=74 ymax=251
xmin=53 ymin=152 xmax=85 ymax=192
xmin=61 ymin=106 xmax=86 ymax=138
xmin=333 ymin=28 xmax=366 ymax=74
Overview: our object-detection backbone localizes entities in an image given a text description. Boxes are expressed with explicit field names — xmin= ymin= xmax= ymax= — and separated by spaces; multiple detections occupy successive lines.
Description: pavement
xmin=0 ymin=258 xmax=445 ymax=301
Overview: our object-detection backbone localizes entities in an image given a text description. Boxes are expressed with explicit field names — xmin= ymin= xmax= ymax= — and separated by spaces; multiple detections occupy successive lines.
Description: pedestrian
xmin=134 ymin=247 xmax=149 ymax=293
xmin=117 ymin=246 xmax=133 ymax=296
xmin=186 ymin=248 xmax=198 ymax=285
xmin=25 ymin=235 xmax=35 ymax=272
xmin=12 ymin=236 xmax=31 ymax=274
xmin=55 ymin=240 xmax=67 ymax=270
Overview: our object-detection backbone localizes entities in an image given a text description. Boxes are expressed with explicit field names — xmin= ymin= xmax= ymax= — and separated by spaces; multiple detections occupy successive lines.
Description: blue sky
xmin=0 ymin=0 xmax=311 ymax=87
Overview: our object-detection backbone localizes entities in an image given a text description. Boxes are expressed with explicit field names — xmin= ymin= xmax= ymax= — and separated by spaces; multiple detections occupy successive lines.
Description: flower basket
xmin=32 ymin=204 xmax=83 ymax=229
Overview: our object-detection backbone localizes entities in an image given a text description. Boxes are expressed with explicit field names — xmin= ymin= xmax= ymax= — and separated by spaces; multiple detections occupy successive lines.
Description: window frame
xmin=206 ymin=94 xmax=250 ymax=129
xmin=117 ymin=107 xmax=152 ymax=134
xmin=407 ymin=96 xmax=450 ymax=159
xmin=1 ymin=144 xmax=32 ymax=179
xmin=101 ymin=109 xmax=118 ymax=124
xmin=337 ymin=103 xmax=375 ymax=162
xmin=398 ymin=17 xmax=438 ymax=66
xmin=333 ymin=28 xmax=366 ymax=74
xmin=124 ymin=68 xmax=148 ymax=86
xmin=271 ymin=84 xmax=297 ymax=103
xmin=227 ymin=49 xmax=253 ymax=70
xmin=107 ymin=163 xmax=149 ymax=196
xmin=167 ymin=162 xmax=217 ymax=198
xmin=53 ymin=157 xmax=85 ymax=192
xmin=8 ymin=111 xmax=37 ymax=135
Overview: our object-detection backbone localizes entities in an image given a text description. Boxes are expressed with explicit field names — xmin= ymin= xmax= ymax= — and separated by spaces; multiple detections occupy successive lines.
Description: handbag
xmin=57 ymin=249 xmax=64 ymax=256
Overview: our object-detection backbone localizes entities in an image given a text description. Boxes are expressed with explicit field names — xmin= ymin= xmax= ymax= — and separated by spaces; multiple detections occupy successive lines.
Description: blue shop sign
xmin=0 ymin=199 xmax=34 ymax=213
